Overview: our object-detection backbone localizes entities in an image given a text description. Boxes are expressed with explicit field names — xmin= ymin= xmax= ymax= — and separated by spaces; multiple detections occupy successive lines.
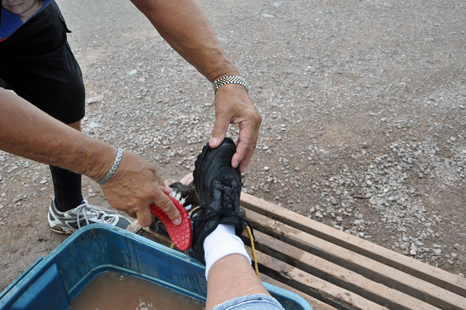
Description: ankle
xmin=203 ymin=224 xmax=251 ymax=280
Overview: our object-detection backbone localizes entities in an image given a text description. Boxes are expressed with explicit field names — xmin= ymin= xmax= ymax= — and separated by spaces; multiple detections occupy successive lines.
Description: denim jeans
xmin=214 ymin=294 xmax=285 ymax=310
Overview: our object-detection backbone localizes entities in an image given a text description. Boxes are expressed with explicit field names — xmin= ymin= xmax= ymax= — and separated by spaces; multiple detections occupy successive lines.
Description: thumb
xmin=155 ymin=190 xmax=182 ymax=226
xmin=210 ymin=114 xmax=229 ymax=149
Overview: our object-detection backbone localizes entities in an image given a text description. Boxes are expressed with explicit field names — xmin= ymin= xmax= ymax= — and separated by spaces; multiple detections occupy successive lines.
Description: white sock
xmin=203 ymin=224 xmax=251 ymax=280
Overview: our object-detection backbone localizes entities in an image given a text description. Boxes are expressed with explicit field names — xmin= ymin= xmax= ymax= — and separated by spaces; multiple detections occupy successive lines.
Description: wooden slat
xmin=245 ymin=230 xmax=441 ymax=310
xmin=126 ymin=220 xmax=142 ymax=234
xmin=245 ymin=246 xmax=389 ymax=310
xmin=179 ymin=173 xmax=194 ymax=185
xmin=245 ymin=209 xmax=466 ymax=310
xmin=259 ymin=274 xmax=339 ymax=310
xmin=240 ymin=192 xmax=466 ymax=298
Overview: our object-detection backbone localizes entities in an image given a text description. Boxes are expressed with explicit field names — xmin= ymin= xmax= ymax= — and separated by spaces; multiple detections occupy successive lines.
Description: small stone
xmin=450 ymin=137 xmax=456 ymax=142
xmin=336 ymin=216 xmax=343 ymax=222
xmin=263 ymin=166 xmax=270 ymax=171
xmin=89 ymin=122 xmax=100 ymax=129
xmin=86 ymin=94 xmax=104 ymax=104
xmin=315 ymin=211 xmax=323 ymax=219
xmin=410 ymin=243 xmax=417 ymax=256
xmin=453 ymin=243 xmax=461 ymax=250
xmin=433 ymin=248 xmax=442 ymax=256
xmin=127 ymin=69 xmax=137 ymax=76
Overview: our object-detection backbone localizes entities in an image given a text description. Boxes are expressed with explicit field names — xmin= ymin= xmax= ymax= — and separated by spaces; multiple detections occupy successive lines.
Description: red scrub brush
xmin=149 ymin=192 xmax=192 ymax=251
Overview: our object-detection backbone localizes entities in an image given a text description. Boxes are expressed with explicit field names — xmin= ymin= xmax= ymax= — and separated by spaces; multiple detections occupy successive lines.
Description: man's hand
xmin=210 ymin=84 xmax=262 ymax=172
xmin=99 ymin=150 xmax=181 ymax=227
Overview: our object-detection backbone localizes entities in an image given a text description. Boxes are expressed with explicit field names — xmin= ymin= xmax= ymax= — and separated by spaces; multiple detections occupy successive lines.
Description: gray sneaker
xmin=48 ymin=198 xmax=131 ymax=234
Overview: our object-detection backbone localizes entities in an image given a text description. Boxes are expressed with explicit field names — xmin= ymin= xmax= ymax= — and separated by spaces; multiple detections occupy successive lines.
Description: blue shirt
xmin=0 ymin=0 xmax=53 ymax=41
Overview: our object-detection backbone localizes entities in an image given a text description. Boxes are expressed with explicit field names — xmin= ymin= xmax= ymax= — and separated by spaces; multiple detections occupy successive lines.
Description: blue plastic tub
xmin=0 ymin=223 xmax=312 ymax=310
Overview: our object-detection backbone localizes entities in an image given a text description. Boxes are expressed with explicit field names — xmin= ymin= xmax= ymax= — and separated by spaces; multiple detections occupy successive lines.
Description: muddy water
xmin=69 ymin=271 xmax=205 ymax=310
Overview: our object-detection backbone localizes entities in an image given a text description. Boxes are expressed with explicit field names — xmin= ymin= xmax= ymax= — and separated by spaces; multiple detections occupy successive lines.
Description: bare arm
xmin=0 ymin=89 xmax=181 ymax=226
xmin=130 ymin=0 xmax=235 ymax=82
xmin=131 ymin=0 xmax=262 ymax=172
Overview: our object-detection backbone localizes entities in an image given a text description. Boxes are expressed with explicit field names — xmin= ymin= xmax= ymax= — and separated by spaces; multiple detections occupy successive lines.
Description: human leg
xmin=0 ymin=3 xmax=130 ymax=232
xmin=0 ymin=3 xmax=87 ymax=214
xmin=49 ymin=120 xmax=84 ymax=212
xmin=190 ymin=139 xmax=284 ymax=310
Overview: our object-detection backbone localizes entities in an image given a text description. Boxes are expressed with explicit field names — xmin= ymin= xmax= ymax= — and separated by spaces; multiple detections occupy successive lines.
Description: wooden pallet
xmin=128 ymin=174 xmax=466 ymax=310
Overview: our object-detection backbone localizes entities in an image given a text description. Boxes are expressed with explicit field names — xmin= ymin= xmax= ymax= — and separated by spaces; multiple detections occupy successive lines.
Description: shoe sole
xmin=48 ymin=213 xmax=76 ymax=235
xmin=49 ymin=224 xmax=75 ymax=235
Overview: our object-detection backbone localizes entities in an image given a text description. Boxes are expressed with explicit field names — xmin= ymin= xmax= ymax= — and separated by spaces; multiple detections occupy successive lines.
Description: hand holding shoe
xmin=210 ymin=84 xmax=262 ymax=173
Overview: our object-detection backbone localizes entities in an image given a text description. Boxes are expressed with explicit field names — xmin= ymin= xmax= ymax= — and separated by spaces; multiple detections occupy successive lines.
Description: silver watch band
xmin=213 ymin=75 xmax=249 ymax=94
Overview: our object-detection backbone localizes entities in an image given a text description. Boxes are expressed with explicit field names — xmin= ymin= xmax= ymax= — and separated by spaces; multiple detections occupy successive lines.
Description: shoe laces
xmin=190 ymin=175 xmax=249 ymax=228
xmin=75 ymin=200 xmax=119 ymax=228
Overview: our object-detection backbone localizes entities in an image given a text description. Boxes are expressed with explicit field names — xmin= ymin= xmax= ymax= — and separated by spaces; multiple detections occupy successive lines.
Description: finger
xmin=238 ymin=146 xmax=255 ymax=172
xmin=210 ymin=113 xmax=230 ymax=149
xmin=231 ymin=138 xmax=249 ymax=169
xmin=137 ymin=205 xmax=153 ymax=227
xmin=231 ymin=122 xmax=258 ymax=169
xmin=156 ymin=192 xmax=182 ymax=225
xmin=160 ymin=185 xmax=172 ymax=194
xmin=232 ymin=139 xmax=256 ymax=172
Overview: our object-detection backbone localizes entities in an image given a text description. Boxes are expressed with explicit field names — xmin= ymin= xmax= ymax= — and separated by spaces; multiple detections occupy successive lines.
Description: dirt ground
xmin=1 ymin=0 xmax=465 ymax=292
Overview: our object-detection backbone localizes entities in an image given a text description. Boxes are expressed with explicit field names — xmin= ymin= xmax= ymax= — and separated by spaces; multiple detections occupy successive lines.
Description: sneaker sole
xmin=49 ymin=224 xmax=76 ymax=235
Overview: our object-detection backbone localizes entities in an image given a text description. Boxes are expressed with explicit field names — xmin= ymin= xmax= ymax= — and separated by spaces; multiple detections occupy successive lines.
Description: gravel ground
xmin=1 ymin=0 xmax=465 ymax=291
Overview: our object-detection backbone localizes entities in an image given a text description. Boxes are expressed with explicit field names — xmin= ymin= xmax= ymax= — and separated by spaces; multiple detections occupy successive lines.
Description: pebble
xmin=433 ymin=249 xmax=442 ymax=256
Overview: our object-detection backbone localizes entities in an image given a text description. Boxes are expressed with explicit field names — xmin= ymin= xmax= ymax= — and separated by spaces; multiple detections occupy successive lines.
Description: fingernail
xmin=210 ymin=137 xmax=218 ymax=146
xmin=174 ymin=218 xmax=181 ymax=225
xmin=232 ymin=160 xmax=239 ymax=168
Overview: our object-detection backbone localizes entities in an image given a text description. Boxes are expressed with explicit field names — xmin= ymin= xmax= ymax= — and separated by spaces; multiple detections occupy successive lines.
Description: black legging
xmin=0 ymin=2 xmax=86 ymax=211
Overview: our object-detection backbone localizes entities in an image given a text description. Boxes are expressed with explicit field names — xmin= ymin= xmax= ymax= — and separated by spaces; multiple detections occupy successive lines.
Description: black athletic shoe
xmin=190 ymin=138 xmax=249 ymax=264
